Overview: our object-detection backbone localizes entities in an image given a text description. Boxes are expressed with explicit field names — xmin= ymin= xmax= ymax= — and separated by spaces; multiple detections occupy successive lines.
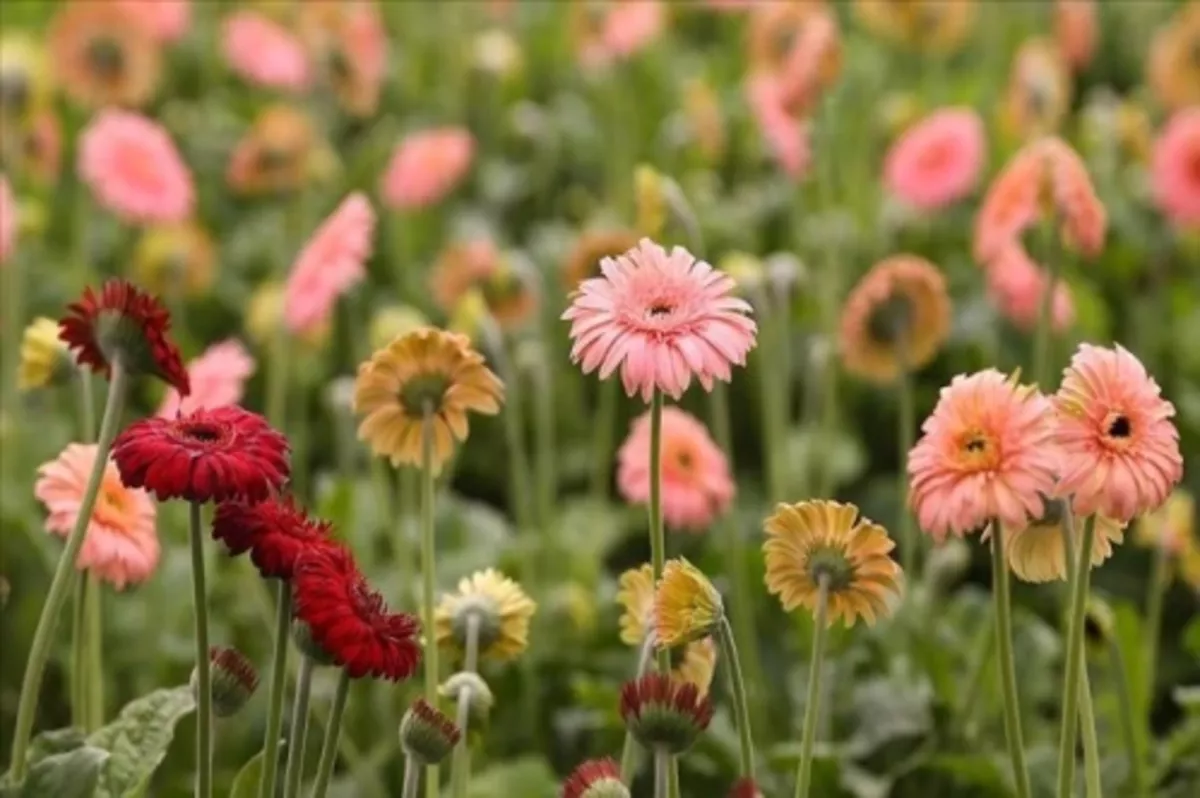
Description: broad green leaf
xmin=229 ymin=751 xmax=265 ymax=798
xmin=28 ymin=728 xmax=88 ymax=764
xmin=19 ymin=746 xmax=109 ymax=798
xmin=87 ymin=685 xmax=197 ymax=798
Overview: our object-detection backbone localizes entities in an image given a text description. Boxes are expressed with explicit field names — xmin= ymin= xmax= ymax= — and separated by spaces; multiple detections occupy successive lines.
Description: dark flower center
xmin=399 ymin=373 xmax=451 ymax=416
xmin=0 ymin=72 xmax=29 ymax=116
xmin=1036 ymin=495 xmax=1065 ymax=526
xmin=647 ymin=302 xmax=674 ymax=318
xmin=965 ymin=437 xmax=987 ymax=452
xmin=867 ymin=292 xmax=914 ymax=346
xmin=1107 ymin=415 xmax=1131 ymax=438
xmin=807 ymin=545 xmax=855 ymax=592
xmin=86 ymin=37 xmax=126 ymax=80
xmin=482 ymin=268 xmax=523 ymax=306
xmin=327 ymin=49 xmax=351 ymax=82
xmin=182 ymin=422 xmax=227 ymax=443
xmin=256 ymin=146 xmax=296 ymax=175
xmin=675 ymin=450 xmax=694 ymax=472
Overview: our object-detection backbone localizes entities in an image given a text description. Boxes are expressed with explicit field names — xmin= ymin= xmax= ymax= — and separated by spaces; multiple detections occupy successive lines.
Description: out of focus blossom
xmin=473 ymin=28 xmax=523 ymax=79
xmin=0 ymin=34 xmax=53 ymax=126
xmin=745 ymin=73 xmax=811 ymax=180
xmin=431 ymin=239 xmax=539 ymax=330
xmin=18 ymin=317 xmax=70 ymax=391
xmin=227 ymin=105 xmax=331 ymax=196
xmin=297 ymin=0 xmax=387 ymax=117
xmin=49 ymin=1 xmax=161 ymax=108
xmin=775 ymin=6 xmax=841 ymax=117
xmin=884 ymin=107 xmax=985 ymax=211
xmin=1136 ymin=491 xmax=1195 ymax=557
xmin=159 ymin=340 xmax=255 ymax=418
xmin=573 ymin=0 xmax=666 ymax=69
xmin=985 ymin=243 xmax=1074 ymax=332
xmin=285 ymin=193 xmax=376 ymax=335
xmin=133 ymin=221 xmax=216 ymax=298
xmin=222 ymin=10 xmax=311 ymax=92
xmin=747 ymin=1 xmax=827 ymax=73
xmin=1055 ymin=0 xmax=1098 ymax=72
xmin=1152 ymin=108 xmax=1200 ymax=229
xmin=1147 ymin=2 xmax=1200 ymax=112
xmin=1 ymin=109 xmax=63 ymax=185
xmin=247 ymin=281 xmax=330 ymax=351
xmin=0 ymin=173 xmax=14 ymax=265
xmin=380 ymin=127 xmax=474 ymax=210
xmin=116 ymin=0 xmax=192 ymax=44
xmin=563 ymin=229 xmax=640 ymax=289
xmin=369 ymin=304 xmax=428 ymax=350
xmin=854 ymin=0 xmax=977 ymax=55
xmin=999 ymin=39 xmax=1072 ymax=142
xmin=683 ymin=79 xmax=726 ymax=164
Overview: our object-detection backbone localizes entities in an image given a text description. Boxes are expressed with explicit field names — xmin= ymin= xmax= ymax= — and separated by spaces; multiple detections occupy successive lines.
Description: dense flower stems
xmin=258 ymin=584 xmax=293 ymax=798
xmin=282 ymin=655 xmax=315 ymax=798
xmin=991 ymin=523 xmax=1033 ymax=798
xmin=654 ymin=750 xmax=670 ymax=798
xmin=648 ymin=389 xmax=669 ymax=675
xmin=619 ymin=634 xmax=657 ymax=783
xmin=486 ymin=323 xmax=534 ymax=562
xmin=1144 ymin=536 xmax=1170 ymax=706
xmin=188 ymin=501 xmax=214 ymax=798
xmin=1079 ymin=666 xmax=1102 ymax=798
xmin=70 ymin=576 xmax=89 ymax=728
xmin=1110 ymin=640 xmax=1148 ymax=798
xmin=402 ymin=753 xmax=422 ymax=798
xmin=531 ymin=356 xmax=558 ymax=563
xmin=896 ymin=356 xmax=916 ymax=577
xmin=718 ymin=617 xmax=757 ymax=780
xmin=591 ymin=381 xmax=619 ymax=500
xmin=1058 ymin=517 xmax=1098 ymax=798
xmin=85 ymin=574 xmax=103 ymax=729
xmin=310 ymin=669 xmax=352 ymax=798
xmin=9 ymin=361 xmax=129 ymax=782
xmin=758 ymin=307 xmax=787 ymax=503
xmin=420 ymin=406 xmax=440 ymax=798
xmin=450 ymin=614 xmax=482 ymax=798
xmin=794 ymin=576 xmax=830 ymax=798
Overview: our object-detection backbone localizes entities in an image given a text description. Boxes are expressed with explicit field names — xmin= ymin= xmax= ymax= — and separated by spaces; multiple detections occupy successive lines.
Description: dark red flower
xmin=112 ymin=406 xmax=290 ymax=503
xmin=292 ymin=545 xmax=421 ymax=681
xmin=727 ymin=778 xmax=763 ymax=798
xmin=562 ymin=758 xmax=626 ymax=798
xmin=59 ymin=278 xmax=190 ymax=395
xmin=619 ymin=672 xmax=713 ymax=754
xmin=212 ymin=495 xmax=333 ymax=579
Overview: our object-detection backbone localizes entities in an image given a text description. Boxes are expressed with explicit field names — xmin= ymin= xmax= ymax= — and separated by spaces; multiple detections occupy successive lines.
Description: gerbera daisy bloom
xmin=399 ymin=698 xmax=460 ymax=764
xmin=1055 ymin=0 xmax=1098 ymax=72
xmin=1135 ymin=490 xmax=1195 ymax=557
xmin=563 ymin=238 xmax=757 ymax=402
xmin=204 ymin=646 xmax=259 ymax=718
xmin=226 ymin=104 xmax=329 ymax=197
xmin=1054 ymin=344 xmax=1183 ymax=523
xmin=746 ymin=1 xmax=826 ymax=73
xmin=985 ymin=243 xmax=1075 ymax=333
xmin=853 ymin=0 xmax=977 ymax=55
xmin=35 ymin=443 xmax=158 ymax=590
xmin=59 ymin=278 xmax=190 ymax=393
xmin=573 ymin=0 xmax=666 ymax=69
xmin=77 ymin=110 xmax=194 ymax=225
xmin=221 ymin=10 xmax=311 ymax=92
xmin=212 ymin=495 xmax=332 ymax=580
xmin=745 ymin=71 xmax=812 ymax=179
xmin=429 ymin=239 xmax=540 ymax=330
xmin=775 ymin=7 xmax=842 ymax=117
xmin=620 ymin=673 xmax=713 ymax=754
xmin=654 ymin=558 xmax=723 ymax=648
xmin=562 ymin=758 xmax=628 ymax=798
xmin=297 ymin=0 xmax=387 ymax=117
xmin=1043 ymin=137 xmax=1107 ymax=256
xmin=1151 ymin=108 xmax=1200 ymax=229
xmin=908 ymin=370 xmax=1059 ymax=540
xmin=114 ymin=0 xmax=192 ymax=44
xmin=616 ymin=564 xmax=718 ymax=694
xmin=884 ymin=107 xmax=986 ymax=211
xmin=14 ymin=110 xmax=64 ymax=186
xmin=563 ymin=229 xmax=641 ymax=290
xmin=284 ymin=192 xmax=375 ymax=335
xmin=158 ymin=339 xmax=255 ymax=418
xmin=683 ymin=79 xmax=726 ymax=163
xmin=616 ymin=406 xmax=735 ymax=531
xmin=763 ymin=500 xmax=902 ymax=626
xmin=353 ymin=327 xmax=504 ymax=472
xmin=132 ymin=221 xmax=216 ymax=298
xmin=18 ymin=317 xmax=70 ymax=392
xmin=839 ymin=254 xmax=951 ymax=384
xmin=728 ymin=778 xmax=764 ymax=798
xmin=112 ymin=405 xmax=290 ymax=504
xmin=434 ymin=568 xmax=536 ymax=662
xmin=379 ymin=127 xmax=474 ymax=210
xmin=48 ymin=1 xmax=161 ymax=108
xmin=0 ymin=173 xmax=13 ymax=264
xmin=1002 ymin=507 xmax=1124 ymax=582
xmin=998 ymin=39 xmax=1072 ymax=141
xmin=293 ymin=545 xmax=422 ymax=681
xmin=1146 ymin=2 xmax=1200 ymax=112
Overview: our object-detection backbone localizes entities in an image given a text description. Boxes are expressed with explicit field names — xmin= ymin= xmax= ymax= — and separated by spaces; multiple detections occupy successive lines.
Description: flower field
xmin=2 ymin=1 xmax=1200 ymax=797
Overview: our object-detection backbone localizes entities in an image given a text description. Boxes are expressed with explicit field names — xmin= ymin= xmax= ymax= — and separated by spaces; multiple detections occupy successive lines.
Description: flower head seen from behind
xmin=36 ymin=443 xmax=158 ymax=590
xmin=1147 ymin=2 xmax=1200 ymax=112
xmin=400 ymin=698 xmax=460 ymax=764
xmin=19 ymin=317 xmax=70 ymax=392
xmin=763 ymin=500 xmax=901 ymax=626
xmin=909 ymin=370 xmax=1058 ymax=540
xmin=212 ymin=495 xmax=332 ymax=580
xmin=49 ymin=0 xmax=161 ymax=108
xmin=1152 ymin=108 xmax=1200 ymax=229
xmin=284 ymin=192 xmax=375 ymax=335
xmin=620 ymin=672 xmax=713 ymax=754
xmin=0 ymin=174 xmax=15 ymax=264
xmin=133 ymin=221 xmax=216 ymax=299
xmin=884 ymin=107 xmax=985 ymax=211
xmin=1003 ymin=505 xmax=1124 ymax=582
xmin=435 ymin=568 xmax=536 ymax=662
xmin=616 ymin=564 xmax=718 ymax=694
xmin=564 ymin=238 xmax=757 ymax=402
xmin=1054 ymin=344 xmax=1183 ymax=524
xmin=562 ymin=758 xmax=628 ymax=798
xmin=221 ymin=10 xmax=311 ymax=92
xmin=654 ymin=558 xmax=723 ymax=648
xmin=78 ymin=110 xmax=194 ymax=225
xmin=985 ymin=243 xmax=1075 ymax=333
xmin=380 ymin=127 xmax=474 ymax=210
xmin=158 ymin=339 xmax=255 ymax=418
xmin=617 ymin=406 xmax=735 ymax=530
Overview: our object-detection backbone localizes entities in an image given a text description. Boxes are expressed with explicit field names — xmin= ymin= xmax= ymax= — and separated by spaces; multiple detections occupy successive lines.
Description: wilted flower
xmin=132 ymin=221 xmax=216 ymax=298
xmin=1151 ymin=108 xmax=1200 ymax=229
xmin=884 ymin=107 xmax=985 ymax=211
xmin=18 ymin=317 xmax=70 ymax=391
xmin=435 ymin=568 xmax=536 ymax=662
xmin=158 ymin=340 xmax=255 ymax=418
xmin=49 ymin=1 xmax=161 ymax=108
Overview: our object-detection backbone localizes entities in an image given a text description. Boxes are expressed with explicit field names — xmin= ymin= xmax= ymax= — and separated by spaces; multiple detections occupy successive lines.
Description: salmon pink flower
xmin=746 ymin=73 xmax=811 ymax=179
xmin=35 ymin=443 xmax=158 ymax=590
xmin=775 ymin=7 xmax=841 ymax=117
xmin=1151 ymin=108 xmax=1200 ymax=229
xmin=985 ymin=244 xmax=1074 ymax=332
xmin=379 ymin=128 xmax=474 ymax=210
xmin=563 ymin=238 xmax=757 ymax=402
xmin=1055 ymin=0 xmax=1098 ymax=72
xmin=49 ymin=0 xmax=162 ymax=109
xmin=158 ymin=340 xmax=255 ymax=418
xmin=221 ymin=10 xmax=311 ymax=92
xmin=1054 ymin=344 xmax=1183 ymax=523
xmin=117 ymin=0 xmax=192 ymax=43
xmin=884 ymin=108 xmax=986 ymax=210
xmin=212 ymin=495 xmax=332 ymax=580
xmin=574 ymin=0 xmax=665 ymax=69
xmin=0 ymin=174 xmax=14 ymax=265
xmin=284 ymin=192 xmax=375 ymax=335
xmin=909 ymin=370 xmax=1058 ymax=540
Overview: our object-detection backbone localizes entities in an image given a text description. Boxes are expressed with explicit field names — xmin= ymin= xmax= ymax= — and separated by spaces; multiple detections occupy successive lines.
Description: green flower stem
xmin=9 ymin=360 xmax=129 ymax=782
xmin=188 ymin=501 xmax=214 ymax=798
xmin=590 ymin=380 xmax=619 ymax=500
xmin=402 ymin=753 xmax=422 ymax=798
xmin=420 ymin=407 xmax=440 ymax=798
xmin=266 ymin=326 xmax=291 ymax=430
xmin=1144 ymin=537 xmax=1169 ymax=706
xmin=794 ymin=576 xmax=830 ymax=798
xmin=70 ymin=574 xmax=88 ymax=729
xmin=654 ymin=750 xmax=670 ymax=798
xmin=531 ymin=356 xmax=557 ymax=563
xmin=648 ymin=389 xmax=669 ymax=674
xmin=310 ymin=669 xmax=352 ymax=798
xmin=1110 ymin=639 xmax=1148 ymax=798
xmin=259 ymin=583 xmax=293 ymax=798
xmin=991 ymin=523 xmax=1033 ymax=798
xmin=1057 ymin=516 xmax=1097 ymax=798
xmin=757 ymin=302 xmax=785 ymax=503
xmin=487 ymin=322 xmax=534 ymax=558
xmin=450 ymin=614 xmax=482 ymax=798
xmin=282 ymin=655 xmax=315 ymax=798
xmin=1079 ymin=664 xmax=1102 ymax=798
xmin=718 ymin=618 xmax=756 ymax=780
xmin=667 ymin=760 xmax=680 ymax=798
xmin=85 ymin=574 xmax=103 ymax=730
xmin=896 ymin=360 xmax=916 ymax=577
xmin=953 ymin=608 xmax=996 ymax=741
xmin=80 ymin=368 xmax=97 ymax=440
xmin=1033 ymin=222 xmax=1061 ymax=388
xmin=619 ymin=634 xmax=658 ymax=783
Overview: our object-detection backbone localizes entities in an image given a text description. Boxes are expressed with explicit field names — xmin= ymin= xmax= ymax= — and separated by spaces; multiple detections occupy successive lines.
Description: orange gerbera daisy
xmin=430 ymin=239 xmax=539 ymax=331
xmin=1147 ymin=2 xmax=1200 ymax=112
xmin=49 ymin=1 xmax=161 ymax=109
xmin=227 ymin=105 xmax=332 ymax=197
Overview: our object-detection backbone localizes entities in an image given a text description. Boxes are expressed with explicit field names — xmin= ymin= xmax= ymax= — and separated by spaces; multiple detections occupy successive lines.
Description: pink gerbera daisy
xmin=117 ymin=0 xmax=192 ymax=43
xmin=745 ymin=72 xmax=812 ymax=180
xmin=35 ymin=443 xmax=159 ymax=589
xmin=909 ymin=370 xmax=1059 ymax=540
xmin=78 ymin=110 xmax=194 ymax=225
xmin=577 ymin=0 xmax=666 ymax=68
xmin=158 ymin=339 xmax=256 ymax=418
xmin=617 ymin=406 xmax=735 ymax=530
xmin=379 ymin=127 xmax=475 ymax=210
xmin=1055 ymin=0 xmax=1098 ymax=72
xmin=1054 ymin=344 xmax=1183 ymax=523
xmin=221 ymin=10 xmax=311 ymax=92
xmin=0 ymin=174 xmax=15 ymax=265
xmin=284 ymin=192 xmax=376 ymax=335
xmin=985 ymin=243 xmax=1074 ymax=332
xmin=1151 ymin=108 xmax=1200 ymax=229
xmin=563 ymin=238 xmax=757 ymax=402
xmin=884 ymin=107 xmax=986 ymax=211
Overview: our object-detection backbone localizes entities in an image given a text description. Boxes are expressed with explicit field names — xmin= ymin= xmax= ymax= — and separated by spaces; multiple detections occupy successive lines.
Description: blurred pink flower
xmin=985 ymin=244 xmax=1074 ymax=332
xmin=617 ymin=406 xmax=735 ymax=531
xmin=222 ymin=10 xmax=311 ymax=92
xmin=35 ymin=443 xmax=159 ymax=589
xmin=884 ymin=107 xmax=985 ymax=210
xmin=0 ymin=174 xmax=15 ymax=265
xmin=1055 ymin=0 xmax=1098 ymax=72
xmin=285 ymin=192 xmax=375 ymax=334
xmin=117 ymin=0 xmax=192 ymax=43
xmin=158 ymin=340 xmax=256 ymax=418
xmin=1152 ymin=108 xmax=1200 ymax=228
xmin=578 ymin=1 xmax=665 ymax=68
xmin=379 ymin=128 xmax=474 ymax=210
xmin=746 ymin=73 xmax=812 ymax=180
xmin=78 ymin=110 xmax=194 ymax=225
xmin=776 ymin=7 xmax=841 ymax=117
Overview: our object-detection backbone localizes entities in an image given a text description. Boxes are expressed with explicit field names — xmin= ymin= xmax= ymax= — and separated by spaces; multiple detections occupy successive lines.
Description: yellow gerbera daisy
xmin=435 ymin=568 xmax=536 ymax=662
xmin=18 ymin=317 xmax=69 ymax=391
xmin=654 ymin=559 xmax=723 ymax=648
xmin=353 ymin=327 xmax=503 ymax=472
xmin=763 ymin=500 xmax=902 ymax=627
xmin=1135 ymin=490 xmax=1194 ymax=556
xmin=132 ymin=221 xmax=216 ymax=299
xmin=1003 ymin=508 xmax=1125 ymax=583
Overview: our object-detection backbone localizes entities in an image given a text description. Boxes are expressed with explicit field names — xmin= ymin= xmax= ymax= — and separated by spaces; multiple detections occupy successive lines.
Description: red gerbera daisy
xmin=727 ymin=778 xmax=763 ymax=798
xmin=59 ymin=278 xmax=190 ymax=395
xmin=112 ymin=406 xmax=290 ymax=504
xmin=212 ymin=495 xmax=332 ymax=579
xmin=292 ymin=545 xmax=421 ymax=681
xmin=562 ymin=758 xmax=627 ymax=798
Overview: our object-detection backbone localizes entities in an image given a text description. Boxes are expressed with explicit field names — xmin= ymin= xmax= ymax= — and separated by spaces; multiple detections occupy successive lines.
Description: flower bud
xmin=399 ymin=698 xmax=461 ymax=765
xmin=619 ymin=673 xmax=713 ymax=755
xmin=193 ymin=646 xmax=258 ymax=718
xmin=562 ymin=758 xmax=629 ymax=798
xmin=439 ymin=671 xmax=494 ymax=720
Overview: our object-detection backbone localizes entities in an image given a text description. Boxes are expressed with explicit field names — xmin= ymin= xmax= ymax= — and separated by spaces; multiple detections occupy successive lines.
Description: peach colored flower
xmin=746 ymin=1 xmax=826 ymax=73
xmin=78 ymin=109 xmax=194 ymax=225
xmin=430 ymin=239 xmax=539 ymax=330
xmin=617 ymin=406 xmax=735 ymax=531
xmin=158 ymin=340 xmax=256 ymax=418
xmin=1055 ymin=0 xmax=1098 ymax=72
xmin=1146 ymin=2 xmax=1200 ymax=112
xmin=1054 ymin=344 xmax=1183 ymax=524
xmin=574 ymin=0 xmax=666 ymax=69
xmin=745 ymin=73 xmax=812 ymax=180
xmin=1151 ymin=108 xmax=1200 ymax=229
xmin=49 ymin=0 xmax=162 ymax=108
xmin=0 ymin=174 xmax=14 ymax=265
xmin=775 ymin=7 xmax=842 ymax=117
xmin=884 ymin=107 xmax=986 ymax=210
xmin=116 ymin=0 xmax=192 ymax=43
xmin=909 ymin=370 xmax=1058 ymax=540
xmin=379 ymin=127 xmax=474 ymax=210
xmin=1044 ymin=137 xmax=1107 ymax=257
xmin=222 ymin=10 xmax=311 ymax=92
xmin=226 ymin=104 xmax=324 ymax=197
xmin=297 ymin=0 xmax=388 ymax=117
xmin=985 ymin=243 xmax=1074 ymax=332
xmin=563 ymin=238 xmax=757 ymax=402
xmin=284 ymin=192 xmax=375 ymax=335
xmin=35 ymin=443 xmax=159 ymax=589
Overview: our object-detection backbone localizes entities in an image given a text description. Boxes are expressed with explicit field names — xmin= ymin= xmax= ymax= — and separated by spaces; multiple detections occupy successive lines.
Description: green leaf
xmin=466 ymin=757 xmax=557 ymax=798
xmin=87 ymin=685 xmax=197 ymax=798
xmin=19 ymin=746 xmax=109 ymax=798
xmin=28 ymin=728 xmax=88 ymax=764
xmin=229 ymin=751 xmax=265 ymax=798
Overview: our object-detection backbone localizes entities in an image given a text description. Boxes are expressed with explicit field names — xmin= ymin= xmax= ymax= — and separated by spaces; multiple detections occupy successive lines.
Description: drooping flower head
xmin=112 ymin=405 xmax=290 ymax=504
xmin=35 ymin=443 xmax=158 ymax=590
xmin=18 ymin=317 xmax=70 ymax=391
xmin=985 ymin=243 xmax=1075 ymax=333
xmin=999 ymin=38 xmax=1072 ymax=141
xmin=59 ymin=278 xmax=190 ymax=393
xmin=212 ymin=495 xmax=333 ymax=580
xmin=380 ymin=127 xmax=474 ymax=210
xmin=221 ymin=10 xmax=311 ymax=92
xmin=227 ymin=104 xmax=330 ymax=197
xmin=853 ymin=0 xmax=977 ymax=54
xmin=619 ymin=673 xmax=713 ymax=754
xmin=297 ymin=0 xmax=388 ymax=117
xmin=1055 ymin=0 xmax=1098 ymax=72
xmin=430 ymin=239 xmax=540 ymax=330
xmin=0 ymin=173 xmax=15 ymax=264
xmin=573 ymin=0 xmax=666 ymax=69
xmin=78 ymin=110 xmax=194 ymax=225
xmin=435 ymin=568 xmax=536 ymax=662
xmin=562 ymin=758 xmax=629 ymax=798
xmin=563 ymin=229 xmax=641 ymax=290
xmin=564 ymin=238 xmax=757 ymax=402
xmin=763 ymin=500 xmax=902 ymax=626
xmin=884 ymin=107 xmax=986 ymax=211
xmin=1003 ymin=506 xmax=1124 ymax=583
xmin=49 ymin=1 xmax=161 ymax=108
xmin=284 ymin=192 xmax=375 ymax=335
xmin=133 ymin=221 xmax=216 ymax=298
xmin=1151 ymin=108 xmax=1200 ymax=229
xmin=617 ymin=564 xmax=717 ymax=694
xmin=400 ymin=698 xmax=460 ymax=764
xmin=1147 ymin=2 xmax=1200 ymax=112
xmin=616 ymin=406 xmax=735 ymax=531
xmin=353 ymin=327 xmax=504 ymax=472
xmin=158 ymin=339 xmax=255 ymax=418
xmin=293 ymin=545 xmax=422 ymax=681
xmin=654 ymin=558 xmax=723 ymax=648
xmin=1054 ymin=344 xmax=1183 ymax=524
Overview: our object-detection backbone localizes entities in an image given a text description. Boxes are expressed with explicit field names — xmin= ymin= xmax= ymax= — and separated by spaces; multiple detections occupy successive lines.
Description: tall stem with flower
xmin=1057 ymin=516 xmax=1097 ymax=798
xmin=420 ymin=405 xmax=440 ymax=798
xmin=990 ymin=523 xmax=1033 ymax=798
xmin=259 ymin=586 xmax=293 ymax=798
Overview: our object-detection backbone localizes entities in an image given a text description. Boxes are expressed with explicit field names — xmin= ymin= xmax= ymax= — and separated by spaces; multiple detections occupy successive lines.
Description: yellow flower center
xmin=86 ymin=37 xmax=125 ymax=80
xmin=958 ymin=429 xmax=1000 ymax=469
